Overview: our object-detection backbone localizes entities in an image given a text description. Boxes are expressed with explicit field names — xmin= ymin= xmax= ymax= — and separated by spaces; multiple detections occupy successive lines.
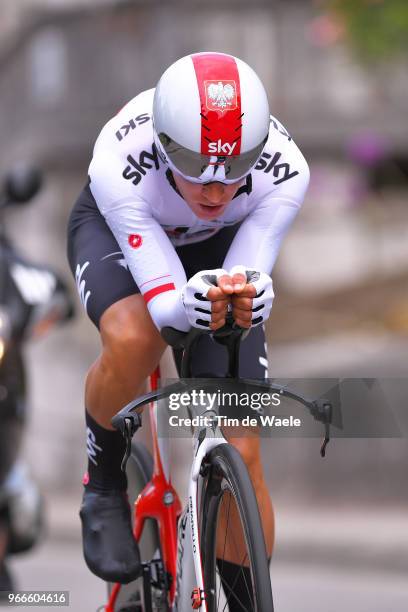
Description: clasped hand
xmin=181 ymin=265 xmax=274 ymax=331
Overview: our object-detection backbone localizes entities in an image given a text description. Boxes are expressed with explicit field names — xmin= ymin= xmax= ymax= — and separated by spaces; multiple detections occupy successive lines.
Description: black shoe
xmin=80 ymin=487 xmax=141 ymax=584
xmin=0 ymin=562 xmax=15 ymax=599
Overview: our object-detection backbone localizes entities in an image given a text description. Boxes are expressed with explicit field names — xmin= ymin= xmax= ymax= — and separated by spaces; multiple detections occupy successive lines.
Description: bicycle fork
xmin=174 ymin=429 xmax=228 ymax=612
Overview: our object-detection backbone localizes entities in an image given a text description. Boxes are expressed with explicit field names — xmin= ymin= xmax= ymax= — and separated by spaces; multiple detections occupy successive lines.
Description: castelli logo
xmin=205 ymin=80 xmax=237 ymax=111
xmin=128 ymin=234 xmax=143 ymax=249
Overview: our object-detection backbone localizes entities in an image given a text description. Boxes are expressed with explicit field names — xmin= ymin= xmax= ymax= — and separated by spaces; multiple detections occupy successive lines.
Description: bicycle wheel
xmin=107 ymin=441 xmax=167 ymax=612
xmin=199 ymin=444 xmax=273 ymax=612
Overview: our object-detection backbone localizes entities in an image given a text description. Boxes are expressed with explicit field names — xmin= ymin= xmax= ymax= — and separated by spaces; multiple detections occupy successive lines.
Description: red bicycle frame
xmin=106 ymin=366 xmax=182 ymax=610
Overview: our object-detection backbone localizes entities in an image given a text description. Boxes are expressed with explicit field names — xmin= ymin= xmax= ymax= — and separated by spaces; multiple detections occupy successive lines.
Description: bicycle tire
xmin=107 ymin=441 xmax=167 ymax=612
xmin=199 ymin=444 xmax=273 ymax=611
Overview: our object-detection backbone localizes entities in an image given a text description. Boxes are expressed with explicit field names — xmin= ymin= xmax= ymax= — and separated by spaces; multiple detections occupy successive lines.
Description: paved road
xmin=7 ymin=540 xmax=105 ymax=612
xmin=271 ymin=562 xmax=407 ymax=612
xmin=6 ymin=538 xmax=408 ymax=612
xmin=4 ymin=493 xmax=408 ymax=612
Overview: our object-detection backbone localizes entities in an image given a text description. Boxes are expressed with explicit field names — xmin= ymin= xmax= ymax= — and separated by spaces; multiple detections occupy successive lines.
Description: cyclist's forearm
xmin=147 ymin=289 xmax=190 ymax=332
xmin=222 ymin=198 xmax=302 ymax=274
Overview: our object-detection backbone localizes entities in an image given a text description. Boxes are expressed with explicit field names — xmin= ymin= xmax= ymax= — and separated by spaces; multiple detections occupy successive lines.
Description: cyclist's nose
xmin=202 ymin=182 xmax=225 ymax=204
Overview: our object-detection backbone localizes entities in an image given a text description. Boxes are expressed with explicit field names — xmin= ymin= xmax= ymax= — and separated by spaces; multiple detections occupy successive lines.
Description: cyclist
xmin=67 ymin=52 xmax=309 ymax=599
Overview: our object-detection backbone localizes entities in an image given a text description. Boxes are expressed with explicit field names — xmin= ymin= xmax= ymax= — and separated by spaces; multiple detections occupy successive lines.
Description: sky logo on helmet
xmin=205 ymin=80 xmax=237 ymax=111
xmin=207 ymin=140 xmax=237 ymax=155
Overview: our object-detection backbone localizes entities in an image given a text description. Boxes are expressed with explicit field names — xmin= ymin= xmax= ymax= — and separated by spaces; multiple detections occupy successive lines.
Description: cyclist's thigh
xmin=67 ymin=183 xmax=140 ymax=328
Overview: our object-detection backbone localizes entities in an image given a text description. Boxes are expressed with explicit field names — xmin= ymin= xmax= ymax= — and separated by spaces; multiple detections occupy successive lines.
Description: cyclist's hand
xmin=206 ymin=273 xmax=235 ymax=330
xmin=181 ymin=269 xmax=232 ymax=330
xmin=229 ymin=265 xmax=274 ymax=328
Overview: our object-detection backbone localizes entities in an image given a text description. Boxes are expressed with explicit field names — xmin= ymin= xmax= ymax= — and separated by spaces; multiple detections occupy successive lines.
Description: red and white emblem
xmin=128 ymin=234 xmax=143 ymax=249
xmin=205 ymin=80 xmax=237 ymax=111
xmin=192 ymin=54 xmax=242 ymax=155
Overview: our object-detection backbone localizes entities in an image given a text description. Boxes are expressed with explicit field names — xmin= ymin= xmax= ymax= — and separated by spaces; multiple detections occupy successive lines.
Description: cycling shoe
xmin=80 ymin=487 xmax=141 ymax=583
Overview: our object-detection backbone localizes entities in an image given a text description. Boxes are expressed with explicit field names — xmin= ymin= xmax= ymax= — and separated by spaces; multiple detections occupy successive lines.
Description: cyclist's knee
xmin=99 ymin=295 xmax=166 ymax=369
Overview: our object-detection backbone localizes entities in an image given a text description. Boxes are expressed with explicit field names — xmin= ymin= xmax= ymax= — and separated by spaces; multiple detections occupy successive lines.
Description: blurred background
xmin=0 ymin=0 xmax=407 ymax=610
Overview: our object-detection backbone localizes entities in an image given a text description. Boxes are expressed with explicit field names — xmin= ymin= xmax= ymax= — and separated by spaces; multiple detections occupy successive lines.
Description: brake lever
xmin=320 ymin=422 xmax=330 ymax=458
xmin=311 ymin=400 xmax=332 ymax=458
xmin=120 ymin=414 xmax=142 ymax=472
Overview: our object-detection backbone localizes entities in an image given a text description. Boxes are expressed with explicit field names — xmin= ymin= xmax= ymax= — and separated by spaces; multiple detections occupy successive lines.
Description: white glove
xmin=181 ymin=268 xmax=227 ymax=329
xmin=229 ymin=265 xmax=274 ymax=327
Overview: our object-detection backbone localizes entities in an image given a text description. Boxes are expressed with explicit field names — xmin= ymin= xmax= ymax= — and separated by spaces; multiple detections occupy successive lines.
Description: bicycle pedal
xmin=191 ymin=587 xmax=205 ymax=609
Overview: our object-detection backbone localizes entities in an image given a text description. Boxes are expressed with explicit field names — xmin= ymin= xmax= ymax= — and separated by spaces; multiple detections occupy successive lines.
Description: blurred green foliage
xmin=325 ymin=0 xmax=408 ymax=63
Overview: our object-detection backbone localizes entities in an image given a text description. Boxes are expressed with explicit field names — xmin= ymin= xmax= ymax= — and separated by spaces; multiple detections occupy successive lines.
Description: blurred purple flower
xmin=347 ymin=133 xmax=389 ymax=166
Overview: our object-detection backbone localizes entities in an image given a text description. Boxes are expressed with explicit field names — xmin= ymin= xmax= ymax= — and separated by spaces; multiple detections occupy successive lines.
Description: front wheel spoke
xmin=221 ymin=514 xmax=254 ymax=608
xmin=217 ymin=491 xmax=233 ymax=605
xmin=217 ymin=551 xmax=254 ymax=611
xmin=216 ymin=569 xmax=252 ymax=612
xmin=234 ymin=553 xmax=253 ymax=607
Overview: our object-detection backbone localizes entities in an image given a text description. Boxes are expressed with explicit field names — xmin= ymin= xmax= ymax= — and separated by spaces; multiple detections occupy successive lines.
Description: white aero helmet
xmin=153 ymin=52 xmax=270 ymax=184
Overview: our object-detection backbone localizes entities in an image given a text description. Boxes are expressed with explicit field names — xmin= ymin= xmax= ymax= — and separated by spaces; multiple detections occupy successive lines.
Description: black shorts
xmin=67 ymin=184 xmax=268 ymax=378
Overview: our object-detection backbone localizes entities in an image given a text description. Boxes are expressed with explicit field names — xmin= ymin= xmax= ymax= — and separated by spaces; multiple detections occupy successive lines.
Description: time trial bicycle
xmin=104 ymin=322 xmax=333 ymax=611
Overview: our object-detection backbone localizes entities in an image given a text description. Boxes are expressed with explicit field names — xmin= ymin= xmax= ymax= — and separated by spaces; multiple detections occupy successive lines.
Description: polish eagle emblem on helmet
xmin=205 ymin=80 xmax=237 ymax=111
